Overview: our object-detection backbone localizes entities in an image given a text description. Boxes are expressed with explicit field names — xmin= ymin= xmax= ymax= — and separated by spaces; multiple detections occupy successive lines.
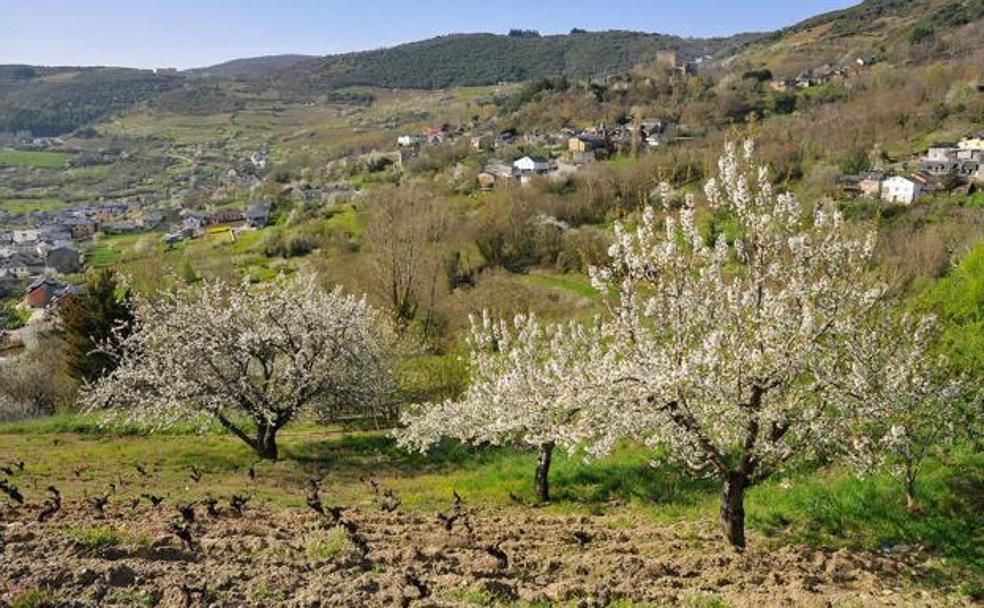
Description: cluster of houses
xmin=18 ymin=136 xmax=64 ymax=151
xmin=918 ymin=136 xmax=984 ymax=183
xmin=770 ymin=56 xmax=878 ymax=91
xmin=478 ymin=155 xmax=559 ymax=188
xmin=474 ymin=121 xmax=683 ymax=189
xmin=397 ymin=123 xmax=472 ymax=148
xmin=0 ymin=197 xmax=274 ymax=317
xmin=841 ymin=134 xmax=984 ymax=204
xmin=163 ymin=201 xmax=272 ymax=244
xmin=396 ymin=117 xmax=686 ymax=187
xmin=0 ymin=223 xmax=88 ymax=280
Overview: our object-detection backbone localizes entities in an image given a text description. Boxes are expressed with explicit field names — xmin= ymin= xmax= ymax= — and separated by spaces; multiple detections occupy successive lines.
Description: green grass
xmin=0 ymin=198 xmax=70 ymax=214
xmin=106 ymin=590 xmax=155 ymax=607
xmin=0 ymin=149 xmax=70 ymax=168
xmin=248 ymin=583 xmax=287 ymax=603
xmin=522 ymin=272 xmax=599 ymax=299
xmin=10 ymin=588 xmax=62 ymax=608
xmin=0 ymin=412 xmax=221 ymax=436
xmin=324 ymin=204 xmax=363 ymax=238
xmin=85 ymin=244 xmax=125 ymax=267
xmin=304 ymin=526 xmax=349 ymax=561
xmin=2 ymin=307 xmax=31 ymax=330
xmin=750 ymin=449 xmax=984 ymax=576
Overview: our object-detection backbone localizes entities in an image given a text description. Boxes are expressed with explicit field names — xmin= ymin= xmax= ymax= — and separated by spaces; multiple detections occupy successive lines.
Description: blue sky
xmin=0 ymin=0 xmax=859 ymax=69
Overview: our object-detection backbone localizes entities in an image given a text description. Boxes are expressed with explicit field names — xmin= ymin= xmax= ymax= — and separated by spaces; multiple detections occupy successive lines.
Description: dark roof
xmin=245 ymin=202 xmax=272 ymax=218
xmin=27 ymin=276 xmax=63 ymax=292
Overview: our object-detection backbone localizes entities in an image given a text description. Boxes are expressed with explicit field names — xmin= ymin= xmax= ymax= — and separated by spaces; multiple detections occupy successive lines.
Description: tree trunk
xmin=255 ymin=424 xmax=279 ymax=460
xmin=720 ymin=472 xmax=748 ymax=549
xmin=905 ymin=473 xmax=921 ymax=514
xmin=535 ymin=442 xmax=554 ymax=503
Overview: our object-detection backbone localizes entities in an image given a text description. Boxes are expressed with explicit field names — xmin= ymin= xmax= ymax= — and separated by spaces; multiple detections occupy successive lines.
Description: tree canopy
xmin=83 ymin=273 xmax=393 ymax=459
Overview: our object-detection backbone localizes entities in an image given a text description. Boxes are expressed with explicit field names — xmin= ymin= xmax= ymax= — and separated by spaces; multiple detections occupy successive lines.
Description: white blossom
xmin=827 ymin=310 xmax=972 ymax=509
xmin=583 ymin=141 xmax=882 ymax=488
xmin=396 ymin=311 xmax=599 ymax=453
xmin=82 ymin=273 xmax=393 ymax=458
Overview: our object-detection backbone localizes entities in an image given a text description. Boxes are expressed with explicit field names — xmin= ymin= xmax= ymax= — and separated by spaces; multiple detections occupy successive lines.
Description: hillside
xmin=0 ymin=1 xmax=980 ymax=136
xmin=185 ymin=54 xmax=316 ymax=78
xmin=0 ymin=29 xmax=760 ymax=136
xmin=0 ymin=66 xmax=182 ymax=136
xmin=268 ymin=30 xmax=759 ymax=92
xmin=726 ymin=0 xmax=984 ymax=74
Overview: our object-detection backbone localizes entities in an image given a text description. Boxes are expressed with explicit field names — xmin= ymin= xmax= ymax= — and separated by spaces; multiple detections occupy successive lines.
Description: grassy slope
xmin=727 ymin=0 xmax=982 ymax=74
xmin=0 ymin=416 xmax=979 ymax=590
xmin=0 ymin=197 xmax=69 ymax=214
xmin=0 ymin=149 xmax=69 ymax=168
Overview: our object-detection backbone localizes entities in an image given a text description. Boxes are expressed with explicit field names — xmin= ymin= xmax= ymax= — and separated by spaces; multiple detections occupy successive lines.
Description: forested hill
xmin=0 ymin=66 xmax=181 ymax=136
xmin=271 ymin=30 xmax=758 ymax=91
xmin=185 ymin=54 xmax=316 ymax=78
xmin=2 ymin=0 xmax=981 ymax=137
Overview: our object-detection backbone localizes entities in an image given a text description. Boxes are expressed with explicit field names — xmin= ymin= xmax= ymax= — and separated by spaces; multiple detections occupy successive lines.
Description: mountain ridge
xmin=1 ymin=0 xmax=981 ymax=136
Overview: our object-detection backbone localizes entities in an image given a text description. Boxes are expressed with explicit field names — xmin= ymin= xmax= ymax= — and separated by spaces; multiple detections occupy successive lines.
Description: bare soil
xmin=0 ymin=501 xmax=968 ymax=607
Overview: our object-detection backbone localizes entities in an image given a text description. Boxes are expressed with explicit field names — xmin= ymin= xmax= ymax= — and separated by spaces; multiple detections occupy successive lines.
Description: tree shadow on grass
xmin=749 ymin=451 xmax=984 ymax=569
xmin=286 ymin=433 xmax=719 ymax=508
xmin=551 ymin=461 xmax=718 ymax=507
xmin=285 ymin=434 xmax=514 ymax=477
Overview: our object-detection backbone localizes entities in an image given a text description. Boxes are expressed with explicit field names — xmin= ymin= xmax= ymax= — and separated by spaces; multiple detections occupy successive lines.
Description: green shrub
xmin=304 ymin=527 xmax=349 ymax=561
xmin=12 ymin=589 xmax=61 ymax=608
xmin=1 ymin=306 xmax=30 ymax=330
xmin=65 ymin=525 xmax=124 ymax=554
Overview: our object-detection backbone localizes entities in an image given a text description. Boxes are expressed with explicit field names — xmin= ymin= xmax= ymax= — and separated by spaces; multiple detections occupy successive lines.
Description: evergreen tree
xmin=61 ymin=270 xmax=134 ymax=383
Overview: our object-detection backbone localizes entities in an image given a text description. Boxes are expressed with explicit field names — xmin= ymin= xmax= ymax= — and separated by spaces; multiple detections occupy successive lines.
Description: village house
xmin=568 ymin=134 xmax=607 ymax=154
xmin=514 ymin=156 xmax=552 ymax=185
xmin=38 ymin=226 xmax=72 ymax=244
xmin=959 ymin=134 xmax=984 ymax=151
xmin=209 ymin=209 xmax=245 ymax=226
xmin=245 ymin=201 xmax=272 ymax=228
xmin=101 ymin=221 xmax=140 ymax=235
xmin=855 ymin=55 xmax=878 ymax=69
xmin=181 ymin=214 xmax=207 ymax=231
xmin=513 ymin=156 xmax=551 ymax=174
xmin=24 ymin=276 xmax=70 ymax=308
xmin=45 ymin=246 xmax=82 ymax=275
xmin=858 ymin=173 xmax=885 ymax=198
xmin=840 ymin=172 xmax=885 ymax=198
xmin=64 ymin=217 xmax=97 ymax=239
xmin=477 ymin=172 xmax=497 ymax=191
xmin=0 ymin=252 xmax=45 ymax=279
xmin=495 ymin=128 xmax=518 ymax=149
xmin=138 ymin=211 xmax=166 ymax=230
xmin=12 ymin=229 xmax=40 ymax=244
xmin=477 ymin=162 xmax=517 ymax=189
xmin=917 ymin=142 xmax=984 ymax=182
xmin=881 ymin=175 xmax=923 ymax=205
xmin=397 ymin=135 xmax=421 ymax=147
